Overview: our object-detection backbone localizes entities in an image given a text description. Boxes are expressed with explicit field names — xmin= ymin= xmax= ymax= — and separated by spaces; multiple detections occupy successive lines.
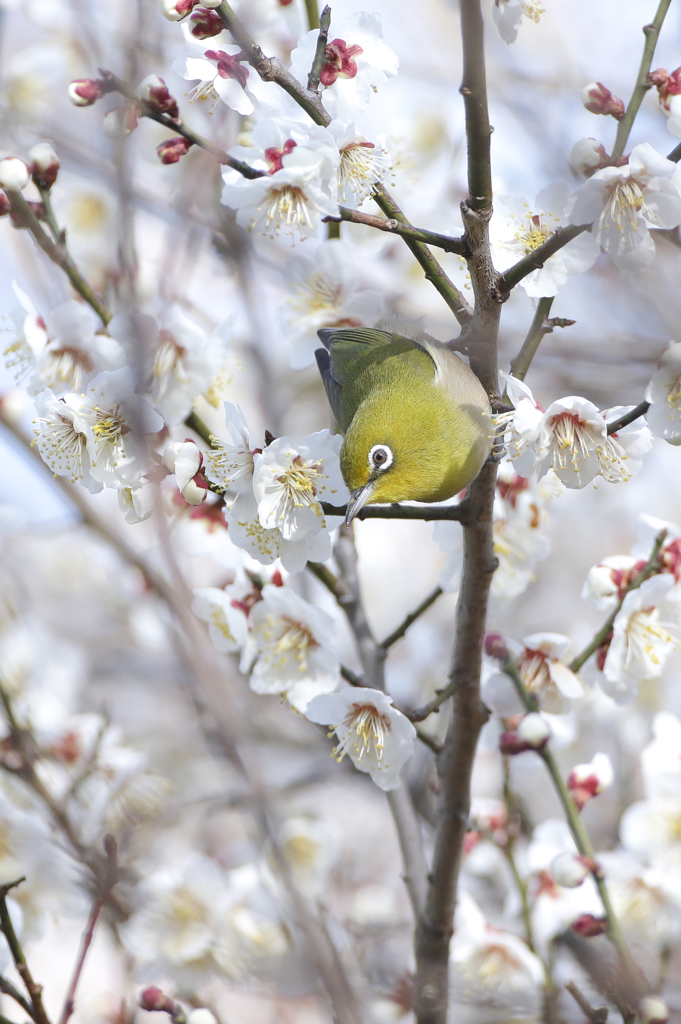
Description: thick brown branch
xmin=459 ymin=0 xmax=493 ymax=210
xmin=606 ymin=400 xmax=650 ymax=435
xmin=320 ymin=501 xmax=467 ymax=521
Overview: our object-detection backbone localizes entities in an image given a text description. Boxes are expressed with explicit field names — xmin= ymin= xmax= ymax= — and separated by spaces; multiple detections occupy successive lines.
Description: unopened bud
xmin=161 ymin=0 xmax=199 ymax=20
xmin=0 ymin=190 xmax=10 ymax=217
xmin=139 ymin=987 xmax=175 ymax=1013
xmin=569 ymin=137 xmax=610 ymax=178
xmin=568 ymin=752 xmax=613 ymax=810
xmin=182 ymin=471 xmax=209 ymax=505
xmin=157 ymin=136 xmax=192 ymax=164
xmin=68 ymin=78 xmax=103 ymax=106
xmin=652 ymin=66 xmax=681 ymax=110
xmin=550 ymin=852 xmax=588 ymax=888
xmin=484 ymin=632 xmax=509 ymax=662
xmin=571 ymin=913 xmax=608 ymax=938
xmin=516 ymin=712 xmax=550 ymax=748
xmin=102 ymin=106 xmax=139 ymax=139
xmin=580 ymin=82 xmax=625 ymax=120
xmin=189 ymin=7 xmax=224 ymax=37
xmin=27 ymin=142 xmax=60 ymax=189
xmin=649 ymin=67 xmax=669 ymax=88
xmin=138 ymin=75 xmax=179 ymax=118
xmin=0 ymin=157 xmax=30 ymax=192
xmin=639 ymin=996 xmax=670 ymax=1024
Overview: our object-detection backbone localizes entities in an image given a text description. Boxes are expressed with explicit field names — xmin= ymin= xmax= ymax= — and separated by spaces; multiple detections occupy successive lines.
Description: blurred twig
xmin=0 ymin=878 xmax=51 ymax=1024
xmin=564 ymin=981 xmax=609 ymax=1024
xmin=324 ymin=208 xmax=466 ymax=255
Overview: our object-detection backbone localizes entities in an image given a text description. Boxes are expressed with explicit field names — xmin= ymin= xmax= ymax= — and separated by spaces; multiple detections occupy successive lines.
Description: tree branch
xmin=0 ymin=880 xmax=51 ymax=1024
xmin=605 ymin=400 xmax=650 ymax=436
xmin=324 ymin=208 xmax=467 ymax=255
xmin=379 ymin=588 xmax=443 ymax=651
xmin=564 ymin=981 xmax=609 ymax=1024
xmin=321 ymin=501 xmax=467 ymax=521
xmin=459 ymin=0 xmax=493 ymax=210
xmin=5 ymin=190 xmax=111 ymax=325
xmin=509 ymin=297 xmax=554 ymax=380
xmin=0 ymin=975 xmax=35 ymax=1019
xmin=497 ymin=225 xmax=589 ymax=295
xmin=308 ymin=5 xmax=331 ymax=92
xmin=611 ymin=0 xmax=673 ymax=161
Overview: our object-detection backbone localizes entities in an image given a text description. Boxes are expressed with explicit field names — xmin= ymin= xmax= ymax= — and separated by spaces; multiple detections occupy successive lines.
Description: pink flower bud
xmin=484 ymin=632 xmax=509 ymax=661
xmin=27 ymin=142 xmax=60 ymax=189
xmin=138 ymin=75 xmax=179 ymax=118
xmin=161 ymin=0 xmax=200 ymax=20
xmin=157 ymin=137 xmax=192 ymax=164
xmin=571 ymin=913 xmax=608 ymax=938
xmin=569 ymin=137 xmax=611 ymax=178
xmin=139 ymin=987 xmax=175 ymax=1013
xmin=639 ymin=997 xmax=670 ymax=1024
xmin=189 ymin=8 xmax=223 ymax=37
xmin=68 ymin=78 xmax=104 ymax=106
xmin=0 ymin=190 xmax=11 ymax=216
xmin=652 ymin=66 xmax=681 ymax=110
xmin=550 ymin=852 xmax=588 ymax=888
xmin=102 ymin=106 xmax=139 ymax=139
xmin=580 ymin=82 xmax=625 ymax=120
xmin=568 ymin=753 xmax=613 ymax=810
xmin=0 ymin=157 xmax=30 ymax=191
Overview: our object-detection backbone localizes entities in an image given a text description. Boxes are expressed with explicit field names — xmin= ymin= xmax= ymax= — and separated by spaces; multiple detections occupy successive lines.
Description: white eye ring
xmin=368 ymin=444 xmax=394 ymax=473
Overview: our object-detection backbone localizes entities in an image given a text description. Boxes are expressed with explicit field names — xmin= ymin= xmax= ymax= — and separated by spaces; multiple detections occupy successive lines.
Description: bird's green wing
xmin=315 ymin=327 xmax=436 ymax=432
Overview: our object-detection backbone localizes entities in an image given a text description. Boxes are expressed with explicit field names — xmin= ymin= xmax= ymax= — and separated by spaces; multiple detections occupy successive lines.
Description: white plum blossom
xmin=620 ymin=796 xmax=681 ymax=869
xmin=516 ymin=633 xmax=584 ymax=714
xmin=204 ymin=402 xmax=257 ymax=493
xmin=327 ymin=121 xmax=393 ymax=208
xmin=277 ymin=816 xmax=337 ymax=899
xmin=118 ymin=482 xmax=156 ymax=524
xmin=72 ymin=368 xmax=164 ymax=488
xmin=496 ymin=373 xmax=544 ymax=475
xmin=450 ymin=892 xmax=545 ymax=1007
xmin=0 ymin=157 xmax=29 ymax=191
xmin=283 ymin=239 xmax=384 ymax=369
xmin=289 ymin=13 xmax=398 ymax=123
xmin=163 ymin=440 xmax=208 ymax=505
xmin=492 ymin=0 xmax=544 ymax=45
xmin=32 ymin=388 xmax=102 ymax=493
xmin=305 ymin=686 xmax=415 ymax=791
xmin=226 ymin=490 xmax=342 ymax=573
xmin=192 ymin=586 xmax=248 ymax=653
xmin=172 ymin=40 xmax=253 ymax=115
xmin=641 ymin=712 xmax=681 ymax=798
xmin=240 ymin=583 xmax=339 ymax=712
xmin=3 ymin=282 xmax=47 ymax=384
xmin=536 ymin=397 xmax=608 ymax=488
xmin=221 ymin=119 xmax=339 ymax=241
xmin=602 ymin=574 xmax=680 ymax=703
xmin=598 ymin=850 xmax=681 ymax=947
xmin=570 ymin=138 xmax=611 ymax=178
xmin=582 ymin=554 xmax=640 ymax=610
xmin=631 ymin=512 xmax=681 ymax=567
xmin=490 ymin=185 xmax=600 ymax=297
xmin=252 ymin=430 xmax=348 ymax=542
xmin=598 ymin=406 xmax=653 ymax=482
xmin=646 ymin=341 xmax=681 ymax=444
xmin=569 ymin=143 xmax=681 ymax=269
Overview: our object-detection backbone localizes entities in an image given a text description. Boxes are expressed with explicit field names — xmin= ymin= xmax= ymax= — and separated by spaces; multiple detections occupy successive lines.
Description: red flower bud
xmin=571 ymin=913 xmax=608 ymax=938
xmin=0 ymin=190 xmax=10 ymax=217
xmin=28 ymin=142 xmax=60 ymax=189
xmin=138 ymin=75 xmax=179 ymax=118
xmin=139 ymin=987 xmax=175 ymax=1013
xmin=484 ymin=632 xmax=509 ymax=661
xmin=189 ymin=8 xmax=224 ymax=37
xmin=69 ymin=78 xmax=104 ymax=106
xmin=157 ymin=137 xmax=192 ymax=164
xmin=580 ymin=82 xmax=625 ymax=120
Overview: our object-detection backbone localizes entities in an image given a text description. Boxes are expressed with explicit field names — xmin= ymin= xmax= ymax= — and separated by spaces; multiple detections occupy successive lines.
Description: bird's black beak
xmin=345 ymin=481 xmax=375 ymax=527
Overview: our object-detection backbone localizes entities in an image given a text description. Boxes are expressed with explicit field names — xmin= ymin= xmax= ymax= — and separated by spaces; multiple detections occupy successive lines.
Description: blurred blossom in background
xmin=2 ymin=0 xmax=681 ymax=1022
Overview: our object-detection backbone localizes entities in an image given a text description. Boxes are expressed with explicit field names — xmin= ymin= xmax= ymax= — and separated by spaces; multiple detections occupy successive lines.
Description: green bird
xmin=315 ymin=323 xmax=492 ymax=525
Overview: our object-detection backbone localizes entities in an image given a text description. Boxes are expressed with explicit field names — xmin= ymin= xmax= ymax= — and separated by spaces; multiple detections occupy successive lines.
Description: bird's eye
xmin=368 ymin=444 xmax=394 ymax=472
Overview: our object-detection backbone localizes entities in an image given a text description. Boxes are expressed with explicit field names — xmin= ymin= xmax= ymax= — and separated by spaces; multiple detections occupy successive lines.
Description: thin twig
xmin=334 ymin=528 xmax=385 ymax=687
xmin=564 ymin=981 xmax=609 ymax=1024
xmin=0 ymin=975 xmax=35 ymax=1019
xmin=380 ymin=588 xmax=444 ymax=650
xmin=569 ymin=530 xmax=666 ymax=673
xmin=611 ymin=0 xmax=673 ymax=161
xmin=605 ymin=400 xmax=650 ymax=436
xmin=509 ymin=297 xmax=555 ymax=380
xmin=100 ymin=70 xmax=263 ymax=179
xmin=5 ymin=190 xmax=111 ymax=325
xmin=0 ymin=879 xmax=51 ymax=1024
xmin=308 ymin=6 xmax=331 ymax=92
xmin=320 ymin=501 xmax=467 ymax=522
xmin=324 ymin=208 xmax=467 ymax=255
xmin=58 ymin=836 xmax=119 ymax=1024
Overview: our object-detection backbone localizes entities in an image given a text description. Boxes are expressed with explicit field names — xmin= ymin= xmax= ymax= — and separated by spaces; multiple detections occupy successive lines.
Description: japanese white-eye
xmin=315 ymin=323 xmax=492 ymax=525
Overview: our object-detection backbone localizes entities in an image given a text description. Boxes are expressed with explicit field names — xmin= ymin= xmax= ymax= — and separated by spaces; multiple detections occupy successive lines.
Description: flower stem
xmin=611 ymin=0 xmax=673 ymax=162
xmin=510 ymin=297 xmax=555 ymax=381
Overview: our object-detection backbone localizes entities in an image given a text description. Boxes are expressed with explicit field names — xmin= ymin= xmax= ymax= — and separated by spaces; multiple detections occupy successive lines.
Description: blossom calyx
xmin=188 ymin=8 xmax=223 ymax=37
xmin=580 ymin=82 xmax=625 ymax=120
xmin=0 ymin=158 xmax=30 ymax=192
xmin=571 ymin=913 xmax=608 ymax=937
xmin=157 ymin=137 xmax=192 ymax=164
xmin=639 ymin=997 xmax=670 ymax=1024
xmin=28 ymin=142 xmax=60 ymax=189
xmin=138 ymin=75 xmax=179 ymax=118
